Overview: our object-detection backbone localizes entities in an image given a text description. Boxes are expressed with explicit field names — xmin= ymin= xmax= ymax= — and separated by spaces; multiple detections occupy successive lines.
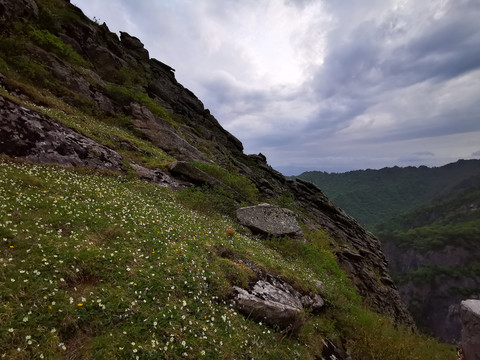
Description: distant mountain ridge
xmin=294 ymin=159 xmax=480 ymax=229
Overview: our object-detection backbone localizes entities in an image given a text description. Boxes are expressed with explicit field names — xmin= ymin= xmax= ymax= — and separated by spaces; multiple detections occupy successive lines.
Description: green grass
xmin=104 ymin=84 xmax=173 ymax=124
xmin=192 ymin=162 xmax=260 ymax=202
xmin=0 ymin=159 xmax=455 ymax=359
xmin=27 ymin=25 xmax=89 ymax=67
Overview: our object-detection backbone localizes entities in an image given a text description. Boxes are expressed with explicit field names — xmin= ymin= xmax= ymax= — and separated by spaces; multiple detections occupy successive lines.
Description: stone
xmin=85 ymin=41 xmax=125 ymax=80
xmin=236 ymin=203 xmax=303 ymax=240
xmin=460 ymin=299 xmax=480 ymax=360
xmin=170 ymin=161 xmax=223 ymax=188
xmin=232 ymin=274 xmax=324 ymax=333
xmin=128 ymin=162 xmax=189 ymax=190
xmin=0 ymin=95 xmax=123 ymax=171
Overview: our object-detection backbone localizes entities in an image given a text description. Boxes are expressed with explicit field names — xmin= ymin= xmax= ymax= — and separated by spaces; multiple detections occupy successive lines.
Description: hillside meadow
xmin=0 ymin=158 xmax=455 ymax=359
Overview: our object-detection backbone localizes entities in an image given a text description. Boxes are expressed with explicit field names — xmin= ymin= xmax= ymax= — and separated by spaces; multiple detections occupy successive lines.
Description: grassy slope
xmin=0 ymin=0 xmax=456 ymax=357
xmin=0 ymin=159 xmax=454 ymax=359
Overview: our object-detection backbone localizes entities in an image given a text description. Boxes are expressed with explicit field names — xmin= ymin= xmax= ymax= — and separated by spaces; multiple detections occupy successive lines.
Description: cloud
xmin=77 ymin=0 xmax=480 ymax=173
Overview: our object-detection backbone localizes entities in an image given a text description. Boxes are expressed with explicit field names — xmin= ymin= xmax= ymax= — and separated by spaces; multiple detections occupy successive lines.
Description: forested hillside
xmin=294 ymin=160 xmax=480 ymax=229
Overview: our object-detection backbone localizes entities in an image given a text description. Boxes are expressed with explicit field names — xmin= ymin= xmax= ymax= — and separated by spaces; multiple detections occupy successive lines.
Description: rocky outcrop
xmin=129 ymin=103 xmax=207 ymax=162
xmin=119 ymin=31 xmax=149 ymax=60
xmin=383 ymin=240 xmax=480 ymax=343
xmin=0 ymin=95 xmax=123 ymax=171
xmin=0 ymin=95 xmax=189 ymax=189
xmin=0 ymin=0 xmax=38 ymax=25
xmin=237 ymin=203 xmax=304 ymax=240
xmin=129 ymin=162 xmax=189 ymax=189
xmin=233 ymin=274 xmax=324 ymax=333
xmin=170 ymin=161 xmax=223 ymax=187
xmin=460 ymin=299 xmax=480 ymax=360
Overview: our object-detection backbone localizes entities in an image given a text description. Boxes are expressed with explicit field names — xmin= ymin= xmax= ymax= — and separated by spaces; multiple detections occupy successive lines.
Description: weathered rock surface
xmin=128 ymin=162 xmax=189 ymax=189
xmin=233 ymin=274 xmax=324 ymax=333
xmin=0 ymin=0 xmax=38 ymax=24
xmin=129 ymin=103 xmax=207 ymax=162
xmin=120 ymin=31 xmax=149 ymax=59
xmin=237 ymin=203 xmax=304 ymax=240
xmin=170 ymin=161 xmax=223 ymax=188
xmin=383 ymin=240 xmax=480 ymax=343
xmin=460 ymin=299 xmax=480 ymax=360
xmin=0 ymin=95 xmax=123 ymax=171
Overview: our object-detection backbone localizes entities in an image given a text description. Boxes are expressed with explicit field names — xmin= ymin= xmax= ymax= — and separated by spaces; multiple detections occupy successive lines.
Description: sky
xmin=76 ymin=0 xmax=480 ymax=175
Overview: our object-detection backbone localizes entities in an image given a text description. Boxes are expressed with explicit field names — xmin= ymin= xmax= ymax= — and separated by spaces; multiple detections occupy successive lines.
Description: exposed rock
xmin=0 ymin=95 xmax=123 ymax=171
xmin=120 ymin=31 xmax=149 ymax=59
xmin=129 ymin=103 xmax=207 ymax=162
xmin=0 ymin=0 xmax=38 ymax=24
xmin=128 ymin=162 xmax=189 ymax=190
xmin=460 ymin=299 xmax=480 ymax=360
xmin=237 ymin=203 xmax=304 ymax=240
xmin=322 ymin=339 xmax=347 ymax=360
xmin=232 ymin=274 xmax=324 ymax=333
xmin=170 ymin=161 xmax=223 ymax=188
xmin=383 ymin=240 xmax=480 ymax=342
xmin=85 ymin=41 xmax=126 ymax=80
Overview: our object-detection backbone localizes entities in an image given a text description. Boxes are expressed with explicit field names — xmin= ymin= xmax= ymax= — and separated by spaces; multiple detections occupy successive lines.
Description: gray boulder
xmin=233 ymin=274 xmax=324 ymax=333
xmin=460 ymin=299 xmax=480 ymax=360
xmin=236 ymin=203 xmax=303 ymax=240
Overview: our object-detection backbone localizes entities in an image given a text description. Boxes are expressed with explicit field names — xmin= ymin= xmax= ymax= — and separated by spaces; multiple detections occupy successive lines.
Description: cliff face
xmin=0 ymin=0 xmax=413 ymax=331
xmin=383 ymin=241 xmax=480 ymax=343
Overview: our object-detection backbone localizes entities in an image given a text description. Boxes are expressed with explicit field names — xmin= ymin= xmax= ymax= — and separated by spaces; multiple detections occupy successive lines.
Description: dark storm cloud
xmin=301 ymin=0 xmax=480 ymax=152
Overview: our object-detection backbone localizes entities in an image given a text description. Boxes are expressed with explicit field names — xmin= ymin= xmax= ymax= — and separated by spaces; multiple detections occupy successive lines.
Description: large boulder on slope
xmin=232 ymin=274 xmax=324 ymax=333
xmin=236 ymin=203 xmax=303 ymax=240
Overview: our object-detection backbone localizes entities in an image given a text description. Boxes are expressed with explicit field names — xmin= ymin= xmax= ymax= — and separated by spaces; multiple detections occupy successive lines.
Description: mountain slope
xmin=0 ymin=0 xmax=455 ymax=358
